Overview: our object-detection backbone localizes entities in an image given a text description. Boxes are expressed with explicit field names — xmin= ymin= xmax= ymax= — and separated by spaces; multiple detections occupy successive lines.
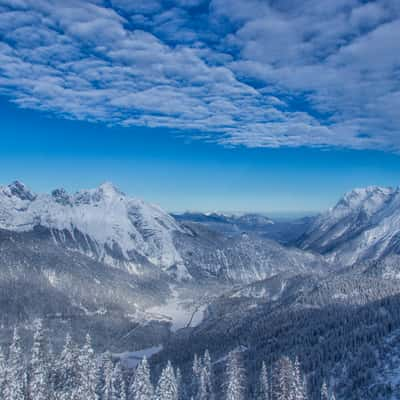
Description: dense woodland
xmin=0 ymin=320 xmax=336 ymax=400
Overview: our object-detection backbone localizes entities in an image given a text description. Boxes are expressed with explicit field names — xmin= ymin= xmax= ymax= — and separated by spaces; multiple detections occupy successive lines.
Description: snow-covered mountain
xmin=0 ymin=180 xmax=331 ymax=350
xmin=0 ymin=181 xmax=327 ymax=283
xmin=0 ymin=181 xmax=189 ymax=278
xmin=298 ymin=185 xmax=400 ymax=265
xmin=173 ymin=211 xmax=274 ymax=230
xmin=175 ymin=222 xmax=329 ymax=283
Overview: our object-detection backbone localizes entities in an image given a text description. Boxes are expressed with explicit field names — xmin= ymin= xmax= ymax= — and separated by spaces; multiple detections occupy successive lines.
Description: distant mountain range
xmin=173 ymin=211 xmax=314 ymax=244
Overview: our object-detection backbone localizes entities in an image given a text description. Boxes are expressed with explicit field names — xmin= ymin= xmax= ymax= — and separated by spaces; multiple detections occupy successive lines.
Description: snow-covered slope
xmin=0 ymin=181 xmax=329 ymax=283
xmin=0 ymin=181 xmax=188 ymax=277
xmin=174 ymin=222 xmax=330 ymax=283
xmin=299 ymin=185 xmax=400 ymax=265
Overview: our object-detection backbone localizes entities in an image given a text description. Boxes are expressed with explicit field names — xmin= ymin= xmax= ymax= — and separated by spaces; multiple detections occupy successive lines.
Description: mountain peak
xmin=7 ymin=180 xmax=36 ymax=201
xmin=338 ymin=185 xmax=395 ymax=212
xmin=51 ymin=188 xmax=71 ymax=205
xmin=98 ymin=182 xmax=124 ymax=197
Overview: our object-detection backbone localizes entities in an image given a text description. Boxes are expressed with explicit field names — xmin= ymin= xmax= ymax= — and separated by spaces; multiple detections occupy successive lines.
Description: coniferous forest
xmin=1 ymin=320 xmax=337 ymax=400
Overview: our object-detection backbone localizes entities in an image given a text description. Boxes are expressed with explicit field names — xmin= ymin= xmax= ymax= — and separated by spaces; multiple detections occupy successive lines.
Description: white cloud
xmin=0 ymin=0 xmax=400 ymax=151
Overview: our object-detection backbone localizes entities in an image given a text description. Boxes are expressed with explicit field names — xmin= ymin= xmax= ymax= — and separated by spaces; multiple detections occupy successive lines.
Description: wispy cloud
xmin=0 ymin=0 xmax=399 ymax=150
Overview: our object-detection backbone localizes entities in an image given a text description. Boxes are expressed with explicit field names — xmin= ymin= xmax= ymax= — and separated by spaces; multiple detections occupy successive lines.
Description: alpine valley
xmin=2 ymin=181 xmax=400 ymax=399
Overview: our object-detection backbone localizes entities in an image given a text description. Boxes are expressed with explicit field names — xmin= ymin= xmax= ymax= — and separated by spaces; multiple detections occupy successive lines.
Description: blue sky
xmin=2 ymin=96 xmax=400 ymax=214
xmin=1 ymin=0 xmax=400 ymax=213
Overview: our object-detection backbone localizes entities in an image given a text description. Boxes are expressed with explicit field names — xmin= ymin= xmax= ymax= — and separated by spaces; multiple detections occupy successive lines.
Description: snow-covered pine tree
xmin=258 ymin=362 xmax=269 ymax=400
xmin=30 ymin=319 xmax=49 ymax=400
xmin=4 ymin=328 xmax=25 ymax=400
xmin=176 ymin=367 xmax=183 ymax=400
xmin=121 ymin=373 xmax=127 ymax=400
xmin=102 ymin=351 xmax=114 ymax=400
xmin=46 ymin=342 xmax=57 ymax=395
xmin=155 ymin=361 xmax=178 ymax=400
xmin=0 ymin=345 xmax=7 ymax=399
xmin=292 ymin=357 xmax=307 ymax=400
xmin=198 ymin=367 xmax=208 ymax=400
xmin=130 ymin=357 xmax=154 ymax=400
xmin=192 ymin=354 xmax=202 ymax=399
xmin=224 ymin=351 xmax=245 ymax=400
xmin=95 ymin=353 xmax=107 ymax=400
xmin=56 ymin=333 xmax=79 ymax=400
xmin=320 ymin=381 xmax=329 ymax=400
xmin=77 ymin=334 xmax=97 ymax=400
xmin=200 ymin=350 xmax=214 ymax=400
xmin=111 ymin=362 xmax=126 ymax=400
xmin=274 ymin=356 xmax=294 ymax=400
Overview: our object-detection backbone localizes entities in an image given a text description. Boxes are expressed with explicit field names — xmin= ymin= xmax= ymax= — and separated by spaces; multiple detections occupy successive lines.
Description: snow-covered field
xmin=147 ymin=286 xmax=207 ymax=332
xmin=114 ymin=345 xmax=163 ymax=368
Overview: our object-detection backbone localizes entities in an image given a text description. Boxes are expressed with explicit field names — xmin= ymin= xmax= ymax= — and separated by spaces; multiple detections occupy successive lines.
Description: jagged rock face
xmin=298 ymin=186 xmax=400 ymax=265
xmin=0 ymin=181 xmax=189 ymax=278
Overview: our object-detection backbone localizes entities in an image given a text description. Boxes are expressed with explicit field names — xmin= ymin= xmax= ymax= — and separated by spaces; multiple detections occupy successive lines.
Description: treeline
xmin=0 ymin=320 xmax=336 ymax=400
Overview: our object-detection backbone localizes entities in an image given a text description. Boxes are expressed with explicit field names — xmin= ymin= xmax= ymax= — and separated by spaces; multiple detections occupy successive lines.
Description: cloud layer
xmin=0 ymin=0 xmax=399 ymax=150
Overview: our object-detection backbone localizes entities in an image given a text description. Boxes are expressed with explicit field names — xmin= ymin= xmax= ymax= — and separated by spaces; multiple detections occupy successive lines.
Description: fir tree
xmin=30 ymin=319 xmax=49 ymax=400
xmin=292 ymin=358 xmax=306 ymax=400
xmin=0 ymin=345 xmax=7 ymax=399
xmin=258 ymin=362 xmax=269 ymax=400
xmin=192 ymin=354 xmax=201 ymax=399
xmin=77 ymin=334 xmax=97 ymax=400
xmin=46 ymin=342 xmax=57 ymax=395
xmin=56 ymin=333 xmax=79 ymax=400
xmin=320 ymin=381 xmax=329 ymax=400
xmin=274 ymin=356 xmax=294 ymax=400
xmin=111 ymin=362 xmax=126 ymax=400
xmin=197 ymin=350 xmax=214 ymax=400
xmin=102 ymin=351 xmax=114 ymax=400
xmin=155 ymin=361 xmax=178 ymax=400
xmin=224 ymin=351 xmax=245 ymax=400
xmin=4 ymin=328 xmax=25 ymax=400
xmin=95 ymin=353 xmax=107 ymax=400
xmin=130 ymin=357 xmax=154 ymax=400
xmin=176 ymin=367 xmax=184 ymax=400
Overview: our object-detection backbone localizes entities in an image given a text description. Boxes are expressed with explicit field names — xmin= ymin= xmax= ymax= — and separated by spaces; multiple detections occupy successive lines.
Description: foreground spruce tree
xmin=275 ymin=356 xmax=294 ymax=400
xmin=0 ymin=345 xmax=6 ymax=399
xmin=4 ymin=328 xmax=25 ymax=400
xmin=130 ymin=357 xmax=154 ymax=400
xmin=155 ymin=361 xmax=178 ymax=400
xmin=56 ymin=333 xmax=79 ymax=400
xmin=320 ymin=381 xmax=329 ymax=400
xmin=224 ymin=351 xmax=245 ymax=400
xmin=292 ymin=357 xmax=307 ymax=400
xmin=30 ymin=319 xmax=49 ymax=400
xmin=77 ymin=334 xmax=97 ymax=400
xmin=258 ymin=362 xmax=269 ymax=400
xmin=192 ymin=354 xmax=201 ymax=399
xmin=103 ymin=351 xmax=114 ymax=400
xmin=200 ymin=350 xmax=214 ymax=400
xmin=111 ymin=362 xmax=126 ymax=400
